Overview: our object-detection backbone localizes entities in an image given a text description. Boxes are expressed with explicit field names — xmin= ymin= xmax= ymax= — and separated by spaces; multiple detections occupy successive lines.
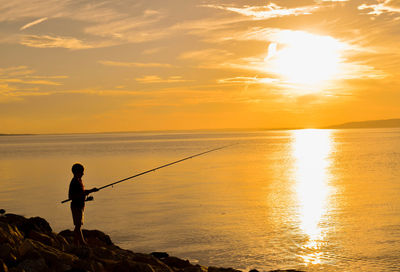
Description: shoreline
xmin=0 ymin=212 xmax=304 ymax=272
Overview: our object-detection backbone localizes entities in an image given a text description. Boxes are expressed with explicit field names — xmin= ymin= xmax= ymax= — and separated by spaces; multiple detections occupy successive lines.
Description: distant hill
xmin=327 ymin=118 xmax=400 ymax=129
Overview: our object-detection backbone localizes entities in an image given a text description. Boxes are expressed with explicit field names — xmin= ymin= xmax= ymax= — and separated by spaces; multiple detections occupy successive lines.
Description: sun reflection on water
xmin=291 ymin=129 xmax=334 ymax=265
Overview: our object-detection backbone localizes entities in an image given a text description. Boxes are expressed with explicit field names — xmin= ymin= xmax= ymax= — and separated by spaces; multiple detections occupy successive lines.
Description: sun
xmin=265 ymin=31 xmax=346 ymax=88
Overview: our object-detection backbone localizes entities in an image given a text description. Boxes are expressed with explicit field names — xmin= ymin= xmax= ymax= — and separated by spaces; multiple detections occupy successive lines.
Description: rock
xmin=58 ymin=229 xmax=74 ymax=245
xmin=59 ymin=229 xmax=112 ymax=247
xmin=0 ymin=214 xmax=26 ymax=230
xmin=0 ymin=243 xmax=18 ymax=266
xmin=106 ymin=259 xmax=155 ymax=272
xmin=0 ymin=212 xmax=300 ymax=272
xmin=72 ymin=258 xmax=102 ymax=272
xmin=208 ymin=267 xmax=241 ymax=272
xmin=27 ymin=231 xmax=54 ymax=247
xmin=129 ymin=253 xmax=174 ymax=272
xmin=0 ymin=222 xmax=24 ymax=246
xmin=160 ymin=256 xmax=192 ymax=269
xmin=19 ymin=239 xmax=78 ymax=268
xmin=92 ymin=246 xmax=116 ymax=260
xmin=16 ymin=258 xmax=48 ymax=272
xmin=0 ymin=244 xmax=12 ymax=259
xmin=82 ymin=230 xmax=112 ymax=246
xmin=18 ymin=239 xmax=41 ymax=259
xmin=69 ymin=246 xmax=93 ymax=259
xmin=25 ymin=217 xmax=52 ymax=235
xmin=151 ymin=252 xmax=170 ymax=259
xmin=268 ymin=270 xmax=304 ymax=272
xmin=54 ymin=233 xmax=70 ymax=251
xmin=0 ymin=259 xmax=8 ymax=272
xmin=0 ymin=214 xmax=52 ymax=238
xmin=183 ymin=265 xmax=207 ymax=272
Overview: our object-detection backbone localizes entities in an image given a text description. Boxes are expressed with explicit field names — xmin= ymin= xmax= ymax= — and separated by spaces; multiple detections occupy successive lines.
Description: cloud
xmin=0 ymin=66 xmax=67 ymax=81
xmin=20 ymin=34 xmax=108 ymax=49
xmin=0 ymin=0 xmax=68 ymax=22
xmin=0 ymin=66 xmax=31 ymax=75
xmin=135 ymin=75 xmax=187 ymax=84
xmin=218 ymin=77 xmax=279 ymax=85
xmin=20 ymin=17 xmax=48 ymax=30
xmin=142 ymin=47 xmax=162 ymax=55
xmin=29 ymin=75 xmax=69 ymax=79
xmin=204 ymin=3 xmax=319 ymax=20
xmin=0 ymin=65 xmax=66 ymax=99
xmin=82 ymin=11 xmax=166 ymax=42
xmin=99 ymin=60 xmax=173 ymax=68
xmin=358 ymin=0 xmax=400 ymax=16
xmin=2 ymin=1 xmax=168 ymax=48
xmin=180 ymin=49 xmax=233 ymax=60
xmin=0 ymin=79 xmax=61 ymax=85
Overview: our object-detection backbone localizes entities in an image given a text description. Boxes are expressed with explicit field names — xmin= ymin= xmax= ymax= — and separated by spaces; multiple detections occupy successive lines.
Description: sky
xmin=1 ymin=0 xmax=400 ymax=133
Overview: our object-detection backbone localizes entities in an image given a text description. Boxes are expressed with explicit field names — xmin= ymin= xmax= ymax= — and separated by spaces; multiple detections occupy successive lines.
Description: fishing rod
xmin=61 ymin=144 xmax=234 ymax=204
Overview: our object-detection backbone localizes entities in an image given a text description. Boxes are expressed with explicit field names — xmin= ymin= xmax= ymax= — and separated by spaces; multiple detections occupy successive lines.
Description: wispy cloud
xmin=204 ymin=3 xmax=319 ymax=20
xmin=359 ymin=0 xmax=400 ymax=16
xmin=82 ymin=11 xmax=166 ymax=43
xmin=180 ymin=49 xmax=233 ymax=60
xmin=20 ymin=17 xmax=48 ymax=30
xmin=142 ymin=47 xmax=162 ymax=55
xmin=2 ymin=1 xmax=168 ymax=49
xmin=0 ymin=79 xmax=61 ymax=85
xmin=0 ymin=66 xmax=34 ymax=76
xmin=0 ymin=65 xmax=66 ymax=99
xmin=179 ymin=49 xmax=234 ymax=68
xmin=20 ymin=35 xmax=109 ymax=49
xmin=218 ymin=77 xmax=279 ymax=85
xmin=99 ymin=60 xmax=173 ymax=68
xmin=135 ymin=75 xmax=187 ymax=84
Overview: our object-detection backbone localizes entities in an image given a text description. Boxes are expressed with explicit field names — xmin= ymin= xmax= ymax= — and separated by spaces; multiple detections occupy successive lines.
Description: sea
xmin=1 ymin=128 xmax=400 ymax=271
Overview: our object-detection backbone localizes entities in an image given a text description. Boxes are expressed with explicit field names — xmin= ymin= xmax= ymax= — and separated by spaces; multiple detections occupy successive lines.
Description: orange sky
xmin=0 ymin=0 xmax=399 ymax=133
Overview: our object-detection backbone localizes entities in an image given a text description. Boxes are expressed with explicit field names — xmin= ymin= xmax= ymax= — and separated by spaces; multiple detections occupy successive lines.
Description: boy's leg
xmin=74 ymin=225 xmax=87 ymax=245
xmin=72 ymin=207 xmax=87 ymax=245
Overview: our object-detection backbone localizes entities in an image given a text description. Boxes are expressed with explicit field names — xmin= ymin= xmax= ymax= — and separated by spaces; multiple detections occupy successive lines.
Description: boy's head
xmin=72 ymin=163 xmax=84 ymax=177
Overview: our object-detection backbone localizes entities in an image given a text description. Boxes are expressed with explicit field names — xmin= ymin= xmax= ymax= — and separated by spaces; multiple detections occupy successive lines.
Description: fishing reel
xmin=85 ymin=196 xmax=94 ymax=202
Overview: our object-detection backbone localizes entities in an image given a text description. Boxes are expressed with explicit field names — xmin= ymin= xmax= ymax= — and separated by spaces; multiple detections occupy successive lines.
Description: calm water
xmin=1 ymin=129 xmax=400 ymax=271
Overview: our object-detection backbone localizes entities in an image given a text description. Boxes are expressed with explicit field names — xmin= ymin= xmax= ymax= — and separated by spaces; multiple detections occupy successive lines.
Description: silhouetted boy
xmin=69 ymin=163 xmax=98 ymax=246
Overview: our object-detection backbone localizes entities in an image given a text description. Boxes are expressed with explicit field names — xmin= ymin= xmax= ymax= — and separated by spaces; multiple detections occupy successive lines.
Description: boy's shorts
xmin=71 ymin=206 xmax=84 ymax=226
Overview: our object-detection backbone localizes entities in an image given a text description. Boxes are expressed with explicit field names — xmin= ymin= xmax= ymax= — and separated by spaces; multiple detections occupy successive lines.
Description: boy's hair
xmin=72 ymin=163 xmax=84 ymax=175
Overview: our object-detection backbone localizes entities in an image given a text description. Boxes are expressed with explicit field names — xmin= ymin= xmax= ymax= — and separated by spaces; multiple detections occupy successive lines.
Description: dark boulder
xmin=160 ymin=256 xmax=192 ymax=269
xmin=0 ymin=214 xmax=52 ymax=237
xmin=209 ymin=267 xmax=242 ymax=272
xmin=0 ymin=259 xmax=8 ymax=272
xmin=151 ymin=252 xmax=170 ymax=259
xmin=59 ymin=229 xmax=112 ymax=247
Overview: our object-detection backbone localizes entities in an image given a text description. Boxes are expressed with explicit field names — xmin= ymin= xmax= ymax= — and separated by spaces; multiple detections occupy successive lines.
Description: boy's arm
xmin=84 ymin=187 xmax=99 ymax=195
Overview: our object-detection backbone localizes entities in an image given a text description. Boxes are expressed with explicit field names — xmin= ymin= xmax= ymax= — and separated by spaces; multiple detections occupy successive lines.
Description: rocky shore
xmin=0 ymin=212 xmax=303 ymax=272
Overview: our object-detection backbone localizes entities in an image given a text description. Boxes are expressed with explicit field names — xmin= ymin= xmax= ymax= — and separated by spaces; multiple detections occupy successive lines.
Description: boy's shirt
xmin=69 ymin=177 xmax=85 ymax=209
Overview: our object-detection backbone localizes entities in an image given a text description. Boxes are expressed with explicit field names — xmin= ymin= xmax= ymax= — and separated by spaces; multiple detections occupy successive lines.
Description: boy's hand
xmin=85 ymin=188 xmax=99 ymax=195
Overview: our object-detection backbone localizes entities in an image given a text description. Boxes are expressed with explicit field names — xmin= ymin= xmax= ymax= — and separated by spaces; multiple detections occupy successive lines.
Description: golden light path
xmin=291 ymin=129 xmax=334 ymax=265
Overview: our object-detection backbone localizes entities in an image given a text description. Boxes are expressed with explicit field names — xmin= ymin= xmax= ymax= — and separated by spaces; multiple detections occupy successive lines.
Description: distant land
xmin=1 ymin=119 xmax=400 ymax=135
xmin=326 ymin=118 xmax=400 ymax=129
xmin=0 ymin=133 xmax=34 ymax=136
